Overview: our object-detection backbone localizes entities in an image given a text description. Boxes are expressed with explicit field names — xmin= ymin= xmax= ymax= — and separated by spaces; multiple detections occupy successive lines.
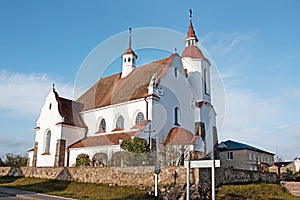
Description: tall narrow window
xmin=116 ymin=115 xmax=124 ymax=129
xmin=99 ymin=118 xmax=106 ymax=132
xmin=135 ymin=112 xmax=145 ymax=125
xmin=44 ymin=130 xmax=51 ymax=153
xmin=174 ymin=68 xmax=178 ymax=78
xmin=204 ymin=69 xmax=209 ymax=95
xmin=174 ymin=107 xmax=180 ymax=126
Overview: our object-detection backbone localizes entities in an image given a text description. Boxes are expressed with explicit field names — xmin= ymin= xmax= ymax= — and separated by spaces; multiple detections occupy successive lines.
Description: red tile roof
xmin=130 ymin=120 xmax=147 ymax=130
xmin=77 ymin=55 xmax=175 ymax=111
xmin=164 ymin=127 xmax=194 ymax=146
xmin=187 ymin=21 xmax=199 ymax=42
xmin=182 ymin=46 xmax=205 ymax=59
xmin=68 ymin=133 xmax=132 ymax=148
xmin=54 ymin=91 xmax=86 ymax=128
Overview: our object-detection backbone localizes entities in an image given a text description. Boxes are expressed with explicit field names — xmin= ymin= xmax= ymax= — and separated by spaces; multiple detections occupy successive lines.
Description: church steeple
xmin=182 ymin=9 xmax=205 ymax=59
xmin=185 ymin=9 xmax=198 ymax=47
xmin=121 ymin=28 xmax=138 ymax=78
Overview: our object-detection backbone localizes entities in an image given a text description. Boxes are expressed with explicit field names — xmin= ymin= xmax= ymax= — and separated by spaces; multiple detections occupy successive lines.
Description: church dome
xmin=182 ymin=46 xmax=204 ymax=59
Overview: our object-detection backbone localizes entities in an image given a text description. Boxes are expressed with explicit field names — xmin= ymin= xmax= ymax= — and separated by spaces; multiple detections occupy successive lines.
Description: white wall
xmin=27 ymin=151 xmax=34 ymax=167
xmin=80 ymin=99 xmax=147 ymax=136
xmin=140 ymin=54 xmax=196 ymax=147
xmin=34 ymin=90 xmax=63 ymax=167
xmin=69 ymin=145 xmax=121 ymax=167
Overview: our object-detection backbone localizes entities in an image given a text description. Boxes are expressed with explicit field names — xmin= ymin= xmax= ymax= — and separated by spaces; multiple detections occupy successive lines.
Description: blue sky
xmin=0 ymin=0 xmax=299 ymax=161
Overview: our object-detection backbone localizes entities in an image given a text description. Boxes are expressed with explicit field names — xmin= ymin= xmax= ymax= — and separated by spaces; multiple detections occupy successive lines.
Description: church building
xmin=28 ymin=11 xmax=219 ymax=167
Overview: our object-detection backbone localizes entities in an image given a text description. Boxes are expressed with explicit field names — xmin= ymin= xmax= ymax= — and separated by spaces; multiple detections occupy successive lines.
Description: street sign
xmin=184 ymin=160 xmax=221 ymax=200
xmin=154 ymin=164 xmax=161 ymax=174
xmin=184 ymin=160 xmax=220 ymax=168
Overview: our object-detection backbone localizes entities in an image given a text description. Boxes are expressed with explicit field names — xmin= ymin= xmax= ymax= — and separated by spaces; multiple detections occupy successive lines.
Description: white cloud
xmin=219 ymin=85 xmax=300 ymax=160
xmin=0 ymin=70 xmax=73 ymax=118
xmin=202 ymin=32 xmax=252 ymax=55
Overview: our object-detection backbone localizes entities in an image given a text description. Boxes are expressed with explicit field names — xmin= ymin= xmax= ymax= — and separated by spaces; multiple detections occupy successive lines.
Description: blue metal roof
xmin=219 ymin=140 xmax=275 ymax=155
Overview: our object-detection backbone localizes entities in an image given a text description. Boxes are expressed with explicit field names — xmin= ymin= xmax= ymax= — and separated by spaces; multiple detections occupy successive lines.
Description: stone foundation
xmin=0 ymin=166 xmax=278 ymax=189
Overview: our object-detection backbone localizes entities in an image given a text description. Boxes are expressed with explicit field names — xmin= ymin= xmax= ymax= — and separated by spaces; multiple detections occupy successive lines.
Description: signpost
xmin=184 ymin=160 xmax=220 ymax=200
xmin=154 ymin=164 xmax=161 ymax=197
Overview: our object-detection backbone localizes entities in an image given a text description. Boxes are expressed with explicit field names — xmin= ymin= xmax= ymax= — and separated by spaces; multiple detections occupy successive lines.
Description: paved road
xmin=0 ymin=187 xmax=76 ymax=200
xmin=283 ymin=181 xmax=300 ymax=197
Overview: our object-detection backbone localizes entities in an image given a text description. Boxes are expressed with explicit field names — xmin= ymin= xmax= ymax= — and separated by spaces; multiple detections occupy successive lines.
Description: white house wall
xmin=143 ymin=54 xmax=195 ymax=147
xmin=80 ymin=99 xmax=147 ymax=136
xmin=68 ymin=145 xmax=121 ymax=167
xmin=182 ymin=57 xmax=211 ymax=104
xmin=34 ymin=90 xmax=64 ymax=167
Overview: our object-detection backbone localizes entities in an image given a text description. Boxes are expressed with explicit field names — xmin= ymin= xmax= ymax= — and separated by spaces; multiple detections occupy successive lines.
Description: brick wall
xmin=0 ymin=166 xmax=278 ymax=188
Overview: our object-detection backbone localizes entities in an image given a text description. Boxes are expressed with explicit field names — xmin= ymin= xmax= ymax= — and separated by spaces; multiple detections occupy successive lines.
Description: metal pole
xmin=155 ymin=174 xmax=158 ymax=197
xmin=212 ymin=160 xmax=215 ymax=200
xmin=186 ymin=161 xmax=190 ymax=200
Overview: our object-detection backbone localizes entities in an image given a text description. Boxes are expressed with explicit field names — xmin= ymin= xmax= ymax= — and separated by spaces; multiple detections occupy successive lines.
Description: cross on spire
xmin=128 ymin=27 xmax=132 ymax=50
xmin=189 ymin=9 xmax=192 ymax=21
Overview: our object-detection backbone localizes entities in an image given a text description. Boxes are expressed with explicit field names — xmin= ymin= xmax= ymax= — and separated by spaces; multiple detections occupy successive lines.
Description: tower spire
xmin=128 ymin=27 xmax=132 ymax=50
xmin=186 ymin=9 xmax=198 ymax=45
xmin=121 ymin=28 xmax=137 ymax=78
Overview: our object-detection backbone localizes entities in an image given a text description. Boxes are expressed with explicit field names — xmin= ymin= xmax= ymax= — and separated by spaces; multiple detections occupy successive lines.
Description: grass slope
xmin=0 ymin=176 xmax=153 ymax=200
xmin=216 ymin=183 xmax=300 ymax=200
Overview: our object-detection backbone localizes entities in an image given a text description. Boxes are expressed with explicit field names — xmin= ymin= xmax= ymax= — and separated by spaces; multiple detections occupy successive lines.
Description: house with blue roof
xmin=218 ymin=140 xmax=275 ymax=171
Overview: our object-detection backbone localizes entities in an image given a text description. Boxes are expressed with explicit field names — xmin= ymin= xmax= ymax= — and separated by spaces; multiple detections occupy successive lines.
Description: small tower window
xmin=124 ymin=58 xmax=126 ymax=63
xmin=174 ymin=68 xmax=178 ymax=78
xmin=99 ymin=118 xmax=106 ymax=132
xmin=204 ymin=69 xmax=209 ymax=95
xmin=116 ymin=115 xmax=124 ymax=129
xmin=135 ymin=112 xmax=145 ymax=125
xmin=132 ymin=57 xmax=135 ymax=64
xmin=128 ymin=57 xmax=131 ymax=62
xmin=44 ymin=130 xmax=51 ymax=153
xmin=49 ymin=103 xmax=52 ymax=110
xmin=174 ymin=107 xmax=180 ymax=126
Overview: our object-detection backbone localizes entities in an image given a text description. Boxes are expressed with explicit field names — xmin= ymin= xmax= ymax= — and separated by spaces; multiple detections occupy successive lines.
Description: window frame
xmin=116 ymin=115 xmax=124 ymax=129
xmin=44 ymin=130 xmax=51 ymax=153
xmin=99 ymin=118 xmax=106 ymax=132
xmin=227 ymin=151 xmax=233 ymax=160
xmin=135 ymin=112 xmax=145 ymax=125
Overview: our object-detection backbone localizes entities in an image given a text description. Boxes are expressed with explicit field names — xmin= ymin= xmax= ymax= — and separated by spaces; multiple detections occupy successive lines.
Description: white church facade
xmin=28 ymin=12 xmax=219 ymax=167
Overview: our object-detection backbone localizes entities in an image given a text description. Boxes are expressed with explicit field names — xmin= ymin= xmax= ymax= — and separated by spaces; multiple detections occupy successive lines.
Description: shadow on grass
xmin=0 ymin=176 xmax=22 ymax=184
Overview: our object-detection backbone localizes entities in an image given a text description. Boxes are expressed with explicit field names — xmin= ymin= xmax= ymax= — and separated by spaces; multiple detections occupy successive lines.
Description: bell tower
xmin=121 ymin=28 xmax=138 ymax=78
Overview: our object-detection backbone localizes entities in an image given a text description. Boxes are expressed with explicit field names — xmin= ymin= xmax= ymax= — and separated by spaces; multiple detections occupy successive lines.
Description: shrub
xmin=75 ymin=154 xmax=90 ymax=167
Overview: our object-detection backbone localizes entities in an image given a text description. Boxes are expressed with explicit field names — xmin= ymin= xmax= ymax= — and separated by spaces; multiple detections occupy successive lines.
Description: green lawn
xmin=216 ymin=183 xmax=300 ymax=200
xmin=1 ymin=176 xmax=299 ymax=200
xmin=0 ymin=176 xmax=154 ymax=200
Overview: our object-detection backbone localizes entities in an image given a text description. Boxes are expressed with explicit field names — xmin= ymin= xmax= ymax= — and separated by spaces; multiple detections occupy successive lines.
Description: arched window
xmin=128 ymin=57 xmax=131 ymax=62
xmin=204 ymin=69 xmax=209 ymax=95
xmin=174 ymin=107 xmax=180 ymax=126
xmin=44 ymin=130 xmax=51 ymax=153
xmin=99 ymin=118 xmax=106 ymax=132
xmin=124 ymin=58 xmax=126 ymax=63
xmin=135 ymin=112 xmax=145 ymax=125
xmin=116 ymin=115 xmax=124 ymax=129
xmin=174 ymin=68 xmax=178 ymax=78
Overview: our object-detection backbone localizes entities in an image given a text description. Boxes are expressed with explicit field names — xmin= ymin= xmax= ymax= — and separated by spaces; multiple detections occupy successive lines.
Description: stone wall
xmin=0 ymin=166 xmax=278 ymax=189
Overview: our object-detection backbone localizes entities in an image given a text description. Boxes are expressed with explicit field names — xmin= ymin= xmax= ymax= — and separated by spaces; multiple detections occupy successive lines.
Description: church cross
xmin=144 ymin=123 xmax=156 ymax=150
xmin=189 ymin=9 xmax=192 ymax=20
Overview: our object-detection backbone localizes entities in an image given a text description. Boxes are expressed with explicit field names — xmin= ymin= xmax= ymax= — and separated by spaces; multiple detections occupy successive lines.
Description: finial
xmin=189 ymin=9 xmax=192 ymax=21
xmin=52 ymin=83 xmax=55 ymax=91
xmin=175 ymin=48 xmax=177 ymax=53
xmin=128 ymin=27 xmax=132 ymax=49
